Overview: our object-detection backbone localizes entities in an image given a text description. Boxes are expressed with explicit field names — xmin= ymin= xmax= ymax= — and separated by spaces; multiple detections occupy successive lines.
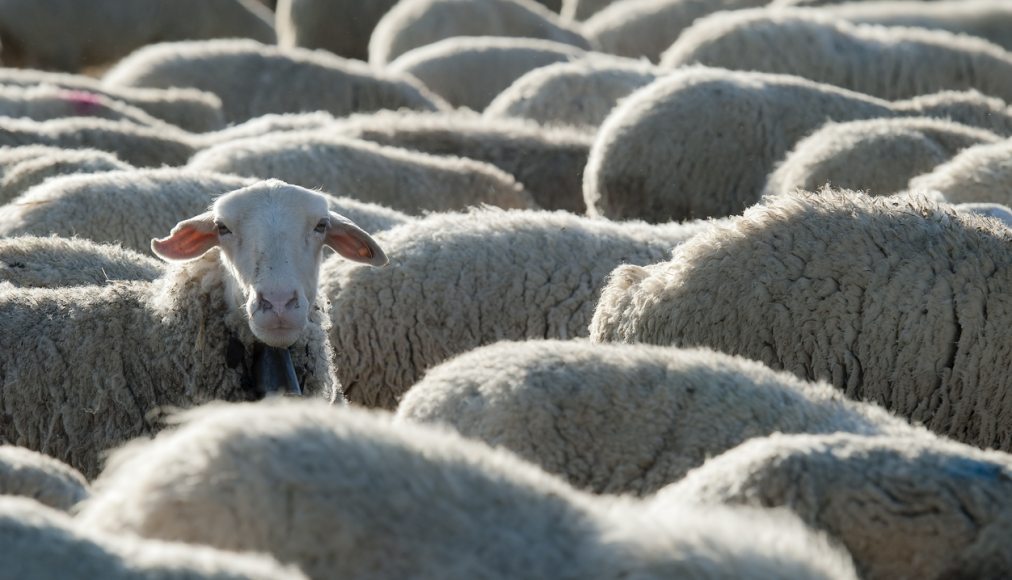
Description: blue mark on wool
xmin=943 ymin=456 xmax=1003 ymax=481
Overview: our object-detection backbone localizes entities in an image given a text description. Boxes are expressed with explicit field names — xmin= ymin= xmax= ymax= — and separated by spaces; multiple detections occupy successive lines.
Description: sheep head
xmin=151 ymin=179 xmax=387 ymax=349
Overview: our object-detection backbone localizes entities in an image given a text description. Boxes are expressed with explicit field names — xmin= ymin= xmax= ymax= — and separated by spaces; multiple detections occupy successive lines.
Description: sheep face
xmin=152 ymin=179 xmax=387 ymax=348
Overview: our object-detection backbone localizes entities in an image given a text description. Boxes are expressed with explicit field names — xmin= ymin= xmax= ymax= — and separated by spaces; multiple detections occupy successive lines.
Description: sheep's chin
xmin=249 ymin=324 xmax=303 ymax=349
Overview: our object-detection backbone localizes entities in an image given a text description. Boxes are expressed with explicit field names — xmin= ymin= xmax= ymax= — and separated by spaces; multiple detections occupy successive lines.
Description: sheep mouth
xmin=252 ymin=343 xmax=303 ymax=398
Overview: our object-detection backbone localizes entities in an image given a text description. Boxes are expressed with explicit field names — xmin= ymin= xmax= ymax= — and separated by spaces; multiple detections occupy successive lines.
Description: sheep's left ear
xmin=325 ymin=211 xmax=388 ymax=266
xmin=151 ymin=212 xmax=219 ymax=262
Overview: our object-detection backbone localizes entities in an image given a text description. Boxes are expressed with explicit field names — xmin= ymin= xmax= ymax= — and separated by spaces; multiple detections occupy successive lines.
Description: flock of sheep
xmin=1 ymin=0 xmax=1012 ymax=578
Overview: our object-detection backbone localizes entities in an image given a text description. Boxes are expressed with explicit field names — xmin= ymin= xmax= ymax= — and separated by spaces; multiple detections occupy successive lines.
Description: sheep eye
xmin=314 ymin=220 xmax=328 ymax=234
xmin=216 ymin=221 xmax=231 ymax=236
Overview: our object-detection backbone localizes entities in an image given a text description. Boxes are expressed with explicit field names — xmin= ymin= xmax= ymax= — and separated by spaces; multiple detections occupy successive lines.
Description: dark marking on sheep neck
xmin=252 ymin=343 xmax=303 ymax=398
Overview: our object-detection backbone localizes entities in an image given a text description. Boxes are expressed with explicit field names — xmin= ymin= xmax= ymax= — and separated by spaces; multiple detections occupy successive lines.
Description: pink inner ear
xmin=152 ymin=225 xmax=218 ymax=261
xmin=327 ymin=231 xmax=374 ymax=261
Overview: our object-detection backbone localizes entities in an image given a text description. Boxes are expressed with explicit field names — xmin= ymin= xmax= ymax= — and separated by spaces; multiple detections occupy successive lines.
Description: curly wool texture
xmin=0 ymin=236 xmax=162 ymax=288
xmin=661 ymin=10 xmax=1012 ymax=102
xmin=369 ymin=0 xmax=591 ymax=66
xmin=0 ymin=169 xmax=409 ymax=254
xmin=0 ymin=0 xmax=275 ymax=72
xmin=909 ymin=138 xmax=1012 ymax=206
xmin=0 ymin=116 xmax=194 ymax=167
xmin=0 ymin=447 xmax=88 ymax=511
xmin=0 ymin=145 xmax=133 ymax=204
xmin=583 ymin=0 xmax=768 ymax=62
xmin=0 ymin=497 xmax=306 ymax=579
xmin=388 ymin=36 xmax=585 ymax=111
xmin=0 ymin=249 xmax=337 ymax=479
xmin=275 ymin=0 xmax=398 ymax=61
xmin=591 ymin=189 xmax=1012 ymax=451
xmin=76 ymin=401 xmax=859 ymax=580
xmin=764 ymin=117 xmax=1000 ymax=197
xmin=585 ymin=67 xmax=1012 ymax=222
xmin=322 ymin=208 xmax=721 ymax=408
xmin=666 ymin=433 xmax=1012 ymax=580
xmin=772 ymin=1 xmax=1012 ymax=51
xmin=397 ymin=341 xmax=921 ymax=495
xmin=103 ymin=39 xmax=445 ymax=124
xmin=328 ymin=110 xmax=593 ymax=213
xmin=189 ymin=133 xmax=536 ymax=215
xmin=484 ymin=56 xmax=660 ymax=131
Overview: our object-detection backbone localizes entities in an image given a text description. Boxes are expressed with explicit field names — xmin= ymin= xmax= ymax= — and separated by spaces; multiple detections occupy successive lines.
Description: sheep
xmin=583 ymin=0 xmax=769 ymax=62
xmin=764 ymin=117 xmax=1000 ymax=197
xmin=0 ymin=447 xmax=88 ymax=511
xmin=0 ymin=0 xmax=275 ymax=73
xmin=561 ymin=0 xmax=620 ymax=21
xmin=909 ymin=138 xmax=1012 ymax=206
xmin=0 ymin=236 xmax=162 ymax=289
xmin=484 ymin=56 xmax=660 ymax=130
xmin=387 ymin=36 xmax=585 ymax=111
xmin=103 ymin=39 xmax=446 ymax=124
xmin=0 ymin=116 xmax=194 ymax=167
xmin=955 ymin=202 xmax=1012 ymax=228
xmin=0 ymin=145 xmax=133 ymax=203
xmin=326 ymin=110 xmax=594 ymax=212
xmin=193 ymin=111 xmax=341 ymax=148
xmin=75 ymin=401 xmax=860 ymax=580
xmin=0 ymin=497 xmax=307 ymax=579
xmin=0 ymin=169 xmax=410 ymax=254
xmin=0 ymin=68 xmax=226 ymax=132
xmin=584 ymin=67 xmax=1012 ymax=222
xmin=189 ymin=133 xmax=536 ymax=215
xmin=0 ymin=180 xmax=388 ymax=478
xmin=661 ymin=10 xmax=1012 ymax=103
xmin=590 ymin=189 xmax=1012 ymax=451
xmin=0 ymin=84 xmax=175 ymax=128
xmin=368 ymin=0 xmax=591 ymax=67
xmin=803 ymin=1 xmax=1012 ymax=52
xmin=396 ymin=340 xmax=921 ymax=495
xmin=275 ymin=0 xmax=400 ymax=62
xmin=665 ymin=433 xmax=1012 ymax=580
xmin=321 ymin=207 xmax=721 ymax=408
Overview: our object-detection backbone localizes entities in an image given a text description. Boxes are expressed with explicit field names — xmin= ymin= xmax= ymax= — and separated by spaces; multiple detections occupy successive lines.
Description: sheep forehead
xmin=214 ymin=181 xmax=330 ymax=236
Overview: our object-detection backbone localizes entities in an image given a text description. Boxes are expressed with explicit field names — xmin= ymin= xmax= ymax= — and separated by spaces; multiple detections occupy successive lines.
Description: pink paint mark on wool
xmin=62 ymin=90 xmax=105 ymax=115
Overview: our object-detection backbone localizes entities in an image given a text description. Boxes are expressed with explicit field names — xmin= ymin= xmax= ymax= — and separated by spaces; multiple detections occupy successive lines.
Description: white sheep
xmin=0 ymin=0 xmax=275 ymax=72
xmin=560 ymin=0 xmax=620 ymax=21
xmin=192 ymin=111 xmax=341 ymax=147
xmin=0 ymin=497 xmax=307 ymax=579
xmin=321 ymin=207 xmax=721 ymax=408
xmin=0 ymin=116 xmax=194 ymax=167
xmin=666 ymin=433 xmax=1012 ymax=580
xmin=368 ymin=0 xmax=591 ymax=67
xmin=326 ymin=110 xmax=594 ymax=212
xmin=909 ymin=138 xmax=1012 ymax=206
xmin=585 ymin=67 xmax=1012 ymax=222
xmin=583 ymin=0 xmax=769 ymax=62
xmin=275 ymin=0 xmax=398 ymax=61
xmin=0 ymin=84 xmax=173 ymax=128
xmin=387 ymin=36 xmax=585 ymax=111
xmin=661 ymin=10 xmax=1012 ymax=102
xmin=75 ymin=401 xmax=860 ymax=580
xmin=484 ymin=55 xmax=660 ymax=130
xmin=0 ymin=180 xmax=389 ymax=477
xmin=764 ymin=117 xmax=1000 ymax=197
xmin=0 ymin=236 xmax=162 ymax=288
xmin=0 ymin=145 xmax=133 ymax=203
xmin=0 ymin=446 xmax=88 ymax=511
xmin=188 ymin=133 xmax=537 ymax=215
xmin=396 ymin=340 xmax=921 ymax=495
xmin=103 ymin=39 xmax=446 ymax=124
xmin=0 ymin=67 xmax=226 ymax=132
xmin=591 ymin=189 xmax=1012 ymax=451
xmin=0 ymin=169 xmax=410 ymax=254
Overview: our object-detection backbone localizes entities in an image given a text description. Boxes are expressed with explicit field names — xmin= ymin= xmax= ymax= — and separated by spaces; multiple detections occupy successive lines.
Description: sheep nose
xmin=257 ymin=291 xmax=300 ymax=313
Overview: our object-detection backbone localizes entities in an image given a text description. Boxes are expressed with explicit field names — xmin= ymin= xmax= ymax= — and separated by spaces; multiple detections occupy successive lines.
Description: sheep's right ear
xmin=151 ymin=212 xmax=219 ymax=262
